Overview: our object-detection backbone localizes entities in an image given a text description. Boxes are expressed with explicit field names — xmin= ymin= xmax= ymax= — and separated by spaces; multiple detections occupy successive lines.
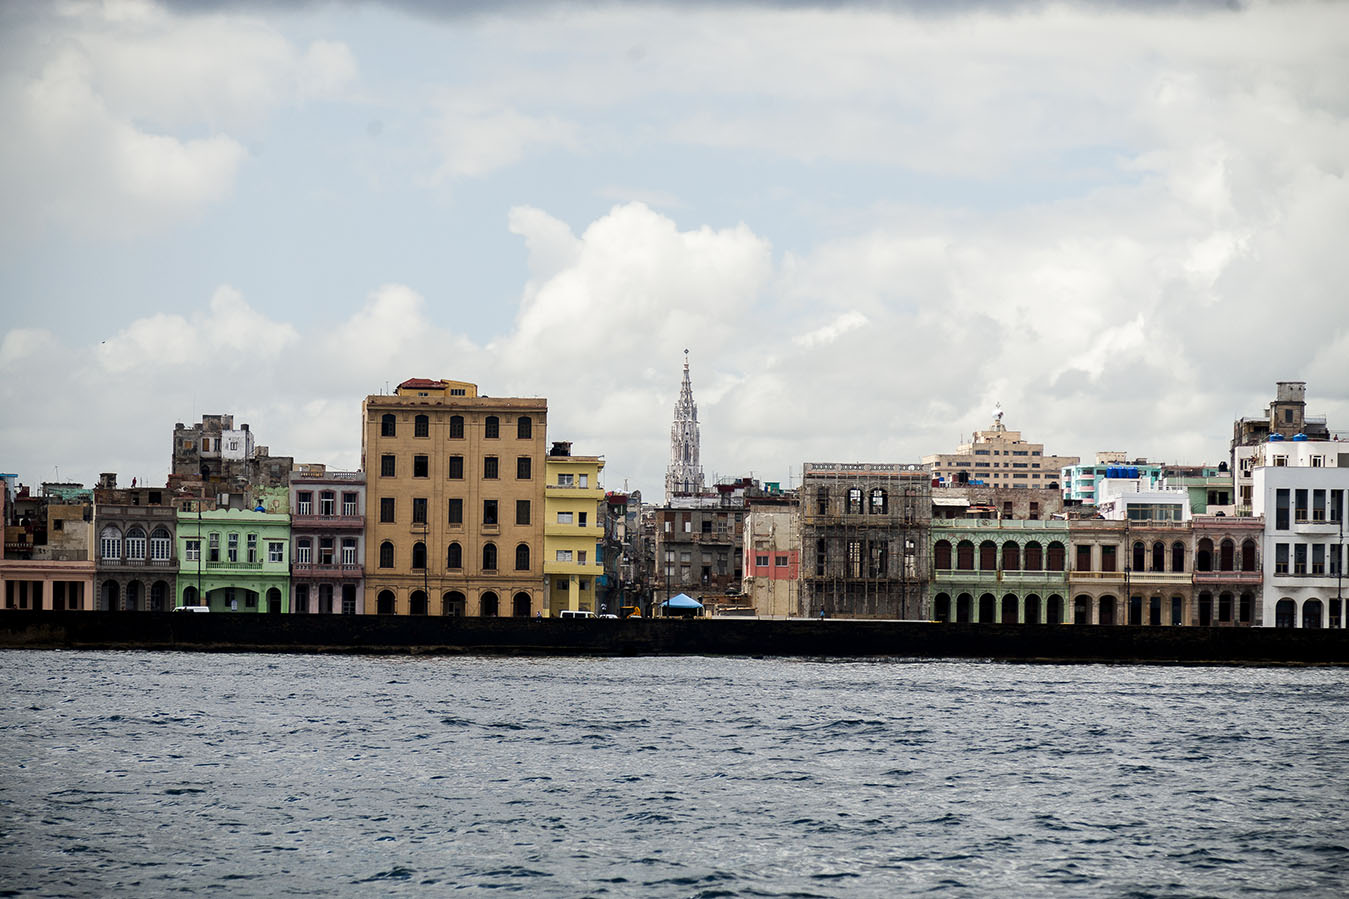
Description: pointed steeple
xmin=665 ymin=349 xmax=705 ymax=502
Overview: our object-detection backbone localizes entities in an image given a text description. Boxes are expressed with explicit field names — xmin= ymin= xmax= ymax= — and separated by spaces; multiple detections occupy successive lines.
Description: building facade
xmin=543 ymin=446 xmax=605 ymax=615
xmin=93 ymin=473 xmax=177 ymax=611
xmin=741 ymin=496 xmax=800 ymax=617
xmin=362 ymin=378 xmax=547 ymax=617
xmin=1 ymin=482 xmax=94 ymax=612
xmin=1253 ymin=464 xmax=1347 ymax=628
xmin=175 ymin=508 xmax=291 ymax=612
xmin=931 ymin=519 xmax=1070 ymax=623
xmin=924 ymin=407 xmax=1079 ymax=492
xmin=665 ymin=352 xmax=705 ymax=502
xmin=290 ymin=466 xmax=365 ymax=614
xmin=1232 ymin=381 xmax=1334 ymax=515
xmin=800 ymin=463 xmax=931 ymax=619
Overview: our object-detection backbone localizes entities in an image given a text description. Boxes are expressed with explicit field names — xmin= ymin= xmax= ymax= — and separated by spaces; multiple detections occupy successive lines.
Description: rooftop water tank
xmin=1269 ymin=434 xmax=1285 ymax=442
xmin=1293 ymin=433 xmax=1308 ymax=441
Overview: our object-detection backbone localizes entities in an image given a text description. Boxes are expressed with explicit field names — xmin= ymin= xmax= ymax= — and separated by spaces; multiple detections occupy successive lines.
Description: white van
xmin=557 ymin=610 xmax=594 ymax=619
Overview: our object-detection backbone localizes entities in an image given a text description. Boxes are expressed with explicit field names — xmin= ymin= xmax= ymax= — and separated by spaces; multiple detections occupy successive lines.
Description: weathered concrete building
xmin=924 ymin=407 xmax=1078 ymax=492
xmin=93 ymin=473 xmax=177 ymax=611
xmin=362 ymin=378 xmax=547 ymax=617
xmin=1 ymin=480 xmax=94 ymax=612
xmin=601 ymin=489 xmax=648 ymax=615
xmin=1231 ymin=381 xmax=1335 ymax=515
xmin=741 ymin=494 xmax=800 ymax=617
xmin=800 ymin=463 xmax=931 ymax=619
xmin=170 ymin=414 xmax=294 ymax=507
xmin=652 ymin=479 xmax=759 ymax=607
xmin=289 ymin=465 xmax=365 ymax=615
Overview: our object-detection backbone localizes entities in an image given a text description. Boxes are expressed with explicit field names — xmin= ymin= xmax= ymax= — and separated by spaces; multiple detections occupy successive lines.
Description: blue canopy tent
xmin=660 ymin=592 xmax=704 ymax=618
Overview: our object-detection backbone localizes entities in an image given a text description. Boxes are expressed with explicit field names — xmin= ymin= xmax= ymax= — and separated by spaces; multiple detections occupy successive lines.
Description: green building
xmin=176 ymin=508 xmax=291 ymax=612
xmin=930 ymin=519 xmax=1071 ymax=623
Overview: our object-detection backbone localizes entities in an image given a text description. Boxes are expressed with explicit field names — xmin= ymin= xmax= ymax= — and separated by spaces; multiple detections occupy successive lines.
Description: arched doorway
xmin=182 ymin=585 xmax=198 ymax=608
xmin=1128 ymin=595 xmax=1142 ymax=626
xmin=956 ymin=593 xmax=972 ymax=623
xmin=513 ymin=592 xmax=532 ymax=617
xmin=1024 ymin=594 xmax=1041 ymax=625
xmin=978 ymin=593 xmax=996 ymax=623
xmin=1001 ymin=594 xmax=1018 ymax=624
xmin=1302 ymin=599 xmax=1323 ymax=629
xmin=1197 ymin=592 xmax=1213 ymax=627
xmin=1099 ymin=596 xmax=1116 ymax=626
xmin=150 ymin=581 xmax=169 ymax=612
xmin=377 ymin=590 xmax=396 ymax=614
xmin=1275 ymin=598 xmax=1295 ymax=628
xmin=409 ymin=590 xmax=428 ymax=615
xmin=267 ymin=587 xmax=282 ymax=614
xmin=103 ymin=581 xmax=120 ymax=611
xmin=125 ymin=580 xmax=141 ymax=612
xmin=933 ymin=593 xmax=951 ymax=623
xmin=480 ymin=592 xmax=499 ymax=617
xmin=1046 ymin=594 xmax=1063 ymax=625
xmin=442 ymin=591 xmax=466 ymax=616
xmin=1073 ymin=595 xmax=1091 ymax=625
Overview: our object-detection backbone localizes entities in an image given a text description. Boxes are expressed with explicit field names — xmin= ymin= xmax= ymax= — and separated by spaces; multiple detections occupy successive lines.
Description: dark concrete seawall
xmin=2 ymin=611 xmax=1348 ymax=664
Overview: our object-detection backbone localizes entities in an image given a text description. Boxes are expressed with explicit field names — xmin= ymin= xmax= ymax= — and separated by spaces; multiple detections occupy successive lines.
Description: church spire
xmin=665 ymin=349 xmax=705 ymax=502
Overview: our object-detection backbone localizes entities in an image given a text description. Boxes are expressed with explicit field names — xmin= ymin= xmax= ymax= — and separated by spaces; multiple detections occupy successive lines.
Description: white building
xmin=1252 ymin=463 xmax=1347 ymax=628
xmin=1094 ymin=476 xmax=1193 ymax=523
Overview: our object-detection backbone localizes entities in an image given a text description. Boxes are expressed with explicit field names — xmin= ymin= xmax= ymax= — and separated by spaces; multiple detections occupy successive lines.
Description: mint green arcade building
xmin=176 ymin=508 xmax=291 ymax=612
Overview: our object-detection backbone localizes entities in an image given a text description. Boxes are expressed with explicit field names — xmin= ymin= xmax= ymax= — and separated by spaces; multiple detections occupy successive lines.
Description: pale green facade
xmin=930 ymin=519 xmax=1071 ymax=624
xmin=176 ymin=508 xmax=291 ymax=612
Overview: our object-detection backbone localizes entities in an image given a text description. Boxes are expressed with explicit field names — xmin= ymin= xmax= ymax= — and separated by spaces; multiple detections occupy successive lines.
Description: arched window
xmin=149 ymin=527 xmax=172 ymax=561
xmin=1024 ymin=542 xmax=1043 ymax=571
xmin=933 ymin=593 xmax=951 ymax=622
xmin=150 ymin=581 xmax=168 ymax=612
xmin=379 ymin=541 xmax=394 ymax=568
xmin=125 ymin=527 xmax=147 ymax=560
xmin=1132 ymin=541 xmax=1145 ymax=573
xmin=410 ymin=590 xmax=428 ymax=615
xmin=449 ymin=415 xmax=464 ymax=439
xmin=377 ymin=590 xmax=395 ymax=614
xmin=979 ymin=541 xmax=997 ymax=570
xmin=1001 ymin=541 xmax=1020 ymax=571
xmin=517 ymin=416 xmax=532 ymax=439
xmin=934 ymin=540 xmax=952 ymax=570
xmin=100 ymin=526 xmax=122 ymax=560
xmin=1219 ymin=539 xmax=1235 ymax=571
xmin=447 ymin=542 xmax=462 ymax=569
xmin=1151 ymin=541 xmax=1164 ymax=572
xmin=1275 ymin=598 xmax=1296 ymax=628
xmin=381 ymin=413 xmax=396 ymax=437
xmin=956 ymin=540 xmax=975 ymax=570
xmin=1024 ymin=594 xmax=1041 ymax=625
xmin=1171 ymin=541 xmax=1185 ymax=572
xmin=1001 ymin=594 xmax=1018 ymax=624
xmin=515 ymin=543 xmax=530 ymax=571
xmin=513 ymin=592 xmax=532 ymax=617
xmin=1240 ymin=539 xmax=1257 ymax=572
xmin=956 ymin=593 xmax=973 ymax=623
xmin=978 ymin=594 xmax=996 ymax=622
xmin=846 ymin=488 xmax=863 ymax=514
xmin=1046 ymin=594 xmax=1063 ymax=624
xmin=482 ymin=542 xmax=497 ymax=571
xmin=1302 ymin=599 xmax=1323 ymax=629
xmin=443 ymin=591 xmax=466 ymax=616
xmin=869 ymin=489 xmax=887 ymax=514
xmin=1196 ymin=538 xmax=1214 ymax=572
xmin=412 ymin=541 xmax=426 ymax=570
xmin=182 ymin=585 xmax=198 ymax=607
xmin=480 ymin=592 xmax=499 ymax=617
xmin=414 ymin=414 xmax=429 ymax=437
xmin=1047 ymin=542 xmax=1066 ymax=572
xmin=484 ymin=416 xmax=500 ymax=439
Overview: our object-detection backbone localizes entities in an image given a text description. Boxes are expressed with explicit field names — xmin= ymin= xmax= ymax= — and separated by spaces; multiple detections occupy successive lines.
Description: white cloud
xmin=431 ymin=99 xmax=580 ymax=181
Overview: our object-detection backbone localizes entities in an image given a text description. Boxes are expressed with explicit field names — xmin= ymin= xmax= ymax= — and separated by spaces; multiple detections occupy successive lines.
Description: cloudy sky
xmin=1 ymin=0 xmax=1346 ymax=497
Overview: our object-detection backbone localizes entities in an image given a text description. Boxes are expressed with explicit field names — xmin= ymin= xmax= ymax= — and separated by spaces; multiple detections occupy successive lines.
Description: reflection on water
xmin=1 ymin=652 xmax=1347 ymax=897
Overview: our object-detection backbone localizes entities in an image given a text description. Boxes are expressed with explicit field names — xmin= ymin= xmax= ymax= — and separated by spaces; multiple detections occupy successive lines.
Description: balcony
xmin=98 ymin=557 xmax=179 ymax=567
xmin=1069 ymin=571 xmax=1126 ymax=583
xmin=1291 ymin=517 xmax=1342 ymax=535
xmin=545 ymin=522 xmax=599 ymax=538
xmin=1122 ymin=571 xmax=1189 ymax=586
xmin=933 ymin=569 xmax=999 ymax=583
xmin=205 ymin=560 xmax=263 ymax=571
xmin=546 ymin=483 xmax=604 ymax=499
xmin=292 ymin=562 xmax=363 ymax=578
xmin=1193 ymin=569 xmax=1262 ymax=585
xmin=291 ymin=513 xmax=364 ymax=529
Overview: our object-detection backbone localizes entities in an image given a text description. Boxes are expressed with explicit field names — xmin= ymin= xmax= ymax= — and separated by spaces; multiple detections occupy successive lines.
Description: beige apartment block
xmin=362 ymin=378 xmax=547 ymax=617
xmin=924 ymin=407 xmax=1079 ymax=492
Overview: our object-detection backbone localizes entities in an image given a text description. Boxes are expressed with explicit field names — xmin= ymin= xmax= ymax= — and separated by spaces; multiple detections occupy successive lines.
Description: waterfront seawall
xmin=2 ymin=611 xmax=1348 ymax=663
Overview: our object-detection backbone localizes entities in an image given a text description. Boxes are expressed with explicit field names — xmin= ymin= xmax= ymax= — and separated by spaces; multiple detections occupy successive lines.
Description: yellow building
xmin=362 ymin=378 xmax=547 ymax=617
xmin=544 ymin=445 xmax=605 ymax=615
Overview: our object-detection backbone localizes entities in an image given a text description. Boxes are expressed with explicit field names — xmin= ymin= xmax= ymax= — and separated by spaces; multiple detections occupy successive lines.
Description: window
xmin=485 ymin=416 xmax=500 ymax=439
xmin=412 ymin=497 xmax=427 ymax=525
xmin=578 ymin=550 xmax=587 ymax=564
xmin=341 ymin=538 xmax=356 ymax=565
xmin=1294 ymin=544 xmax=1307 ymax=575
xmin=1275 ymin=489 xmax=1290 ymax=530
xmin=448 ymin=456 xmax=464 ymax=479
xmin=208 ymin=532 xmax=220 ymax=562
xmin=1101 ymin=545 xmax=1117 ymax=572
xmin=269 ymin=542 xmax=283 ymax=563
xmin=515 ymin=544 xmax=530 ymax=570
xmin=1275 ymin=543 xmax=1289 ymax=574
xmin=482 ymin=543 xmax=498 ymax=570
xmin=517 ymin=416 xmax=532 ymax=439
xmin=556 ymin=550 xmax=573 ymax=562
xmin=1076 ymin=544 xmax=1092 ymax=571
xmin=381 ymin=455 xmax=396 ymax=477
xmin=246 ymin=533 xmax=258 ymax=563
xmin=1312 ymin=543 xmax=1325 ymax=575
xmin=100 ymin=527 xmax=122 ymax=560
xmin=380 ymin=497 xmax=395 ymax=522
xmin=448 ymin=498 xmax=463 ymax=525
xmin=227 ymin=533 xmax=239 ymax=562
xmin=379 ymin=541 xmax=394 ymax=568
xmin=517 ymin=457 xmax=531 ymax=479
xmin=756 ymin=554 xmax=770 ymax=567
xmin=557 ymin=473 xmax=574 ymax=487
xmin=775 ymin=554 xmax=789 ymax=567
xmin=483 ymin=456 xmax=499 ymax=479
xmin=447 ymin=542 xmax=463 ymax=568
xmin=557 ymin=511 xmax=574 ymax=525
xmin=516 ymin=500 xmax=531 ymax=526
xmin=297 ymin=538 xmax=312 ymax=563
xmin=185 ymin=539 xmax=200 ymax=562
xmin=846 ymin=488 xmax=862 ymax=514
xmin=413 ymin=455 xmax=429 ymax=478
xmin=449 ymin=415 xmax=464 ymax=439
xmin=150 ymin=528 xmax=172 ymax=561
xmin=1295 ymin=489 xmax=1309 ymax=522
xmin=412 ymin=542 xmax=426 ymax=569
xmin=381 ymin=414 xmax=396 ymax=437
xmin=483 ymin=500 xmax=498 ymax=526
xmin=125 ymin=527 xmax=146 ymax=560
xmin=343 ymin=493 xmax=358 ymax=516
xmin=414 ymin=414 xmax=429 ymax=438
xmin=297 ymin=491 xmax=313 ymax=515
xmin=579 ymin=512 xmax=588 ymax=527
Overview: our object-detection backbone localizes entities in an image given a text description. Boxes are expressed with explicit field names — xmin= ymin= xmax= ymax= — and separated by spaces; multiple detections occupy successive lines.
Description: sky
xmin=1 ymin=0 xmax=1346 ymax=498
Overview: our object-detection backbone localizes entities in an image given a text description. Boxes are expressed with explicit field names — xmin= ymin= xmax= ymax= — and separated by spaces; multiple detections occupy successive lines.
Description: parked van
xmin=558 ymin=610 xmax=594 ymax=619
